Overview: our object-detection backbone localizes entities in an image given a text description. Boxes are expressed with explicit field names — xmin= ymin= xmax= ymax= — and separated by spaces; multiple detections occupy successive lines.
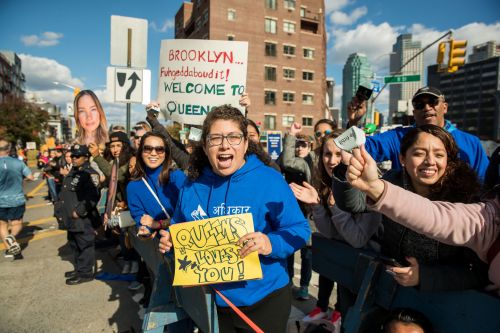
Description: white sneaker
xmin=121 ymin=262 xmax=131 ymax=274
xmin=130 ymin=261 xmax=139 ymax=274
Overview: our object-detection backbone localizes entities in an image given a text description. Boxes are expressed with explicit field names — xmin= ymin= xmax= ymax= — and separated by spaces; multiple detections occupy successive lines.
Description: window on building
xmin=302 ymin=93 xmax=314 ymax=104
xmin=283 ymin=21 xmax=296 ymax=33
xmin=302 ymin=117 xmax=313 ymax=127
xmin=227 ymin=35 xmax=235 ymax=41
xmin=265 ymin=42 xmax=277 ymax=56
xmin=265 ymin=115 xmax=277 ymax=129
xmin=282 ymin=115 xmax=295 ymax=127
xmin=265 ymin=90 xmax=276 ymax=105
xmin=300 ymin=6 xmax=306 ymax=17
xmin=227 ymin=9 xmax=236 ymax=21
xmin=303 ymin=48 xmax=314 ymax=59
xmin=265 ymin=18 xmax=277 ymax=34
xmin=265 ymin=0 xmax=277 ymax=10
xmin=265 ymin=66 xmax=277 ymax=81
xmin=283 ymin=92 xmax=295 ymax=102
xmin=195 ymin=18 xmax=202 ymax=30
xmin=283 ymin=44 xmax=296 ymax=56
xmin=283 ymin=68 xmax=295 ymax=79
xmin=302 ymin=71 xmax=314 ymax=81
xmin=284 ymin=0 xmax=296 ymax=10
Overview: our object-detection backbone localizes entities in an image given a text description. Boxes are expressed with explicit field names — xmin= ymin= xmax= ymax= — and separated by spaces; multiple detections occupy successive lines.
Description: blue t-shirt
xmin=0 ymin=156 xmax=32 ymax=208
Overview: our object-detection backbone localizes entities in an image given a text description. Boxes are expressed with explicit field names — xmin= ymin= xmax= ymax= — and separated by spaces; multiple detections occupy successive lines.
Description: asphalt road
xmin=0 ymin=173 xmax=337 ymax=332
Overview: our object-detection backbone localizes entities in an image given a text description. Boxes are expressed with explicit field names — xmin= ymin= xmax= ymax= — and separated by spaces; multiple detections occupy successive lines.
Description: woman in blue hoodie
xmin=159 ymin=105 xmax=310 ymax=333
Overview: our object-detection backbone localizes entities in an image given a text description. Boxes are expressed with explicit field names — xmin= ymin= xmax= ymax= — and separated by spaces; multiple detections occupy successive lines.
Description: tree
xmin=0 ymin=99 xmax=48 ymax=145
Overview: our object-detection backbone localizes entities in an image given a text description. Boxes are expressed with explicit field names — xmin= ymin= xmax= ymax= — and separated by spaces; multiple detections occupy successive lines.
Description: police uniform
xmin=58 ymin=145 xmax=101 ymax=284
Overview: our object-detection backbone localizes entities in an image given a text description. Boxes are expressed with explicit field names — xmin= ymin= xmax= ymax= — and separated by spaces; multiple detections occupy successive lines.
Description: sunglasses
xmin=134 ymin=135 xmax=143 ymax=140
xmin=413 ymin=97 xmax=440 ymax=110
xmin=143 ymin=145 xmax=166 ymax=154
xmin=71 ymin=154 xmax=83 ymax=159
xmin=315 ymin=129 xmax=332 ymax=138
xmin=295 ymin=141 xmax=309 ymax=148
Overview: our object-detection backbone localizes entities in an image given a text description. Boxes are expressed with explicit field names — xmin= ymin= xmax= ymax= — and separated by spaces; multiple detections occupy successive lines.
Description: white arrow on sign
xmin=106 ymin=67 xmax=151 ymax=104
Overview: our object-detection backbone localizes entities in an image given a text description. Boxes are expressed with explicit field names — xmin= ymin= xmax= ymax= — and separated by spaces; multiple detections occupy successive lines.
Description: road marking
xmin=26 ymin=203 xmax=52 ymax=209
xmin=32 ymin=192 xmax=49 ymax=197
xmin=24 ymin=217 xmax=56 ymax=226
xmin=27 ymin=181 xmax=46 ymax=197
xmin=0 ymin=229 xmax=65 ymax=250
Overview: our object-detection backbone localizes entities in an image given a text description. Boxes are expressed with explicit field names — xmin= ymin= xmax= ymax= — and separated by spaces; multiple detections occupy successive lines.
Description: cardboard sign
xmin=333 ymin=126 xmax=366 ymax=152
xmin=169 ymin=213 xmax=262 ymax=286
xmin=157 ymin=39 xmax=248 ymax=125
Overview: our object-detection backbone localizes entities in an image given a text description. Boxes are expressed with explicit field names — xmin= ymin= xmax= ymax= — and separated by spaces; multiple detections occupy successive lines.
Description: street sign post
xmin=384 ymin=74 xmax=421 ymax=84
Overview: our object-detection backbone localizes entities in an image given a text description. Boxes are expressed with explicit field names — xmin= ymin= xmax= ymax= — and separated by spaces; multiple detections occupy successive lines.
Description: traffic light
xmin=437 ymin=42 xmax=446 ymax=65
xmin=448 ymin=39 xmax=467 ymax=73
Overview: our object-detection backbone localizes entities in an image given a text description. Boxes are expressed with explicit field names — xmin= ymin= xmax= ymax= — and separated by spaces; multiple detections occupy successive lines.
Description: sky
xmin=1 ymin=0 xmax=499 ymax=126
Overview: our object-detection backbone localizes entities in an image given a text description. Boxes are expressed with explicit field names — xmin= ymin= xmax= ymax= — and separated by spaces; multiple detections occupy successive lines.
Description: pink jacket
xmin=368 ymin=180 xmax=500 ymax=295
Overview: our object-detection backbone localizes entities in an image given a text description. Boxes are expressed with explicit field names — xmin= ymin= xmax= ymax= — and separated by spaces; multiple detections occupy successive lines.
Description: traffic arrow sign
xmin=106 ymin=67 xmax=151 ymax=104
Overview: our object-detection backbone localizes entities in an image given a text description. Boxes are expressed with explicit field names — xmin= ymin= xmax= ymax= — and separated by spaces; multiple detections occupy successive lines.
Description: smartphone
xmin=355 ymin=85 xmax=373 ymax=101
xmin=377 ymin=255 xmax=404 ymax=267
xmin=146 ymin=105 xmax=160 ymax=118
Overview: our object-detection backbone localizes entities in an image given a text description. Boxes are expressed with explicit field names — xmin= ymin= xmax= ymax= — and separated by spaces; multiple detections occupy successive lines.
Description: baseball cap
xmin=412 ymin=86 xmax=445 ymax=102
xmin=109 ymin=131 xmax=129 ymax=144
xmin=70 ymin=144 xmax=90 ymax=157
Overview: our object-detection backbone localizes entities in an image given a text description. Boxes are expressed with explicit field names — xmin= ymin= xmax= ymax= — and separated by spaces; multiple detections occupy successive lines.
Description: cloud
xmin=325 ymin=0 xmax=353 ymax=13
xmin=330 ymin=22 xmax=401 ymax=71
xmin=330 ymin=6 xmax=367 ymax=26
xmin=150 ymin=19 xmax=175 ymax=33
xmin=20 ymin=31 xmax=63 ymax=47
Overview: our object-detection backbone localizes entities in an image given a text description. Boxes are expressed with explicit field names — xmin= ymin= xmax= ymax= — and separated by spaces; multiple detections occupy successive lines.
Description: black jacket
xmin=57 ymin=161 xmax=101 ymax=231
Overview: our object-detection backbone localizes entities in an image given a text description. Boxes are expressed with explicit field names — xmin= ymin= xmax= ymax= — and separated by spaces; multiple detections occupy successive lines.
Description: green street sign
xmin=384 ymin=74 xmax=421 ymax=84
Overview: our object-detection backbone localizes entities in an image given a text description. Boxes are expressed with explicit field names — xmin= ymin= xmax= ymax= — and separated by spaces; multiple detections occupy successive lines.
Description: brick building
xmin=175 ymin=0 xmax=328 ymax=137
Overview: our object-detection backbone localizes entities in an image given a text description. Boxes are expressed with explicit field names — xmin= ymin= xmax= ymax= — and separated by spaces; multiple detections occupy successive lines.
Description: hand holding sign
xmin=333 ymin=126 xmax=366 ymax=153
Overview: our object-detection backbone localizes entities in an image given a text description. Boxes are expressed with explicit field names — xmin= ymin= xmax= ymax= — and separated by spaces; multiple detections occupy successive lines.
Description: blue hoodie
xmin=365 ymin=120 xmax=489 ymax=181
xmin=127 ymin=167 xmax=186 ymax=225
xmin=171 ymin=154 xmax=310 ymax=307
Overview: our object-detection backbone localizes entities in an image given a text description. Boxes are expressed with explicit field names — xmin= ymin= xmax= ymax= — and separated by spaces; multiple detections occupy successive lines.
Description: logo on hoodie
xmin=190 ymin=205 xmax=208 ymax=220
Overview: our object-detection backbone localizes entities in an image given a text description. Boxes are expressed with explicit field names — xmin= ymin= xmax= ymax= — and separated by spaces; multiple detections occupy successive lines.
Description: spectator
xmin=158 ymin=105 xmax=310 ymax=333
xmin=346 ymin=125 xmax=488 ymax=291
xmin=0 ymin=138 xmax=34 ymax=259
xmin=290 ymin=131 xmax=380 ymax=326
xmin=381 ymin=308 xmax=433 ymax=333
xmin=346 ymin=144 xmax=500 ymax=295
xmin=348 ymin=86 xmax=489 ymax=181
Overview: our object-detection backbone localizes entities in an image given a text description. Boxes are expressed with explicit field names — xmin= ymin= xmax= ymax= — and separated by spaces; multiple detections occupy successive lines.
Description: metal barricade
xmin=128 ymin=229 xmax=219 ymax=333
xmin=312 ymin=233 xmax=500 ymax=333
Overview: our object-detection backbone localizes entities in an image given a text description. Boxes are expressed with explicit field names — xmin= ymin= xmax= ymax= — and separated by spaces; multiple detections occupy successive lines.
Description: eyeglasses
xmin=295 ymin=141 xmax=309 ymax=148
xmin=413 ymin=97 xmax=441 ymax=110
xmin=143 ymin=145 xmax=166 ymax=154
xmin=207 ymin=133 xmax=244 ymax=146
xmin=315 ymin=129 xmax=332 ymax=138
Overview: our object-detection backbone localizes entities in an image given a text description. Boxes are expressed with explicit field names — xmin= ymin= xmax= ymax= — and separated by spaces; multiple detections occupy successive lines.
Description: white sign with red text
xmin=157 ymin=39 xmax=248 ymax=125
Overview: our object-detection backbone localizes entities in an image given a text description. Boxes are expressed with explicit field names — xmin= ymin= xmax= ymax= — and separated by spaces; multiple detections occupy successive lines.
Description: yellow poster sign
xmin=170 ymin=213 xmax=263 ymax=286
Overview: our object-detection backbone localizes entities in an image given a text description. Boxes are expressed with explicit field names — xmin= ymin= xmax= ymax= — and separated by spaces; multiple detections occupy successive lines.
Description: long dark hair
xmin=188 ymin=105 xmax=272 ymax=180
xmin=314 ymin=130 xmax=345 ymax=206
xmin=130 ymin=132 xmax=172 ymax=185
xmin=103 ymin=141 xmax=134 ymax=167
xmin=400 ymin=124 xmax=480 ymax=203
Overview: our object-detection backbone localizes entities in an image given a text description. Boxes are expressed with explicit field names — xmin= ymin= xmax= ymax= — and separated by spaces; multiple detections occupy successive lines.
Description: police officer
xmin=59 ymin=144 xmax=101 ymax=285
